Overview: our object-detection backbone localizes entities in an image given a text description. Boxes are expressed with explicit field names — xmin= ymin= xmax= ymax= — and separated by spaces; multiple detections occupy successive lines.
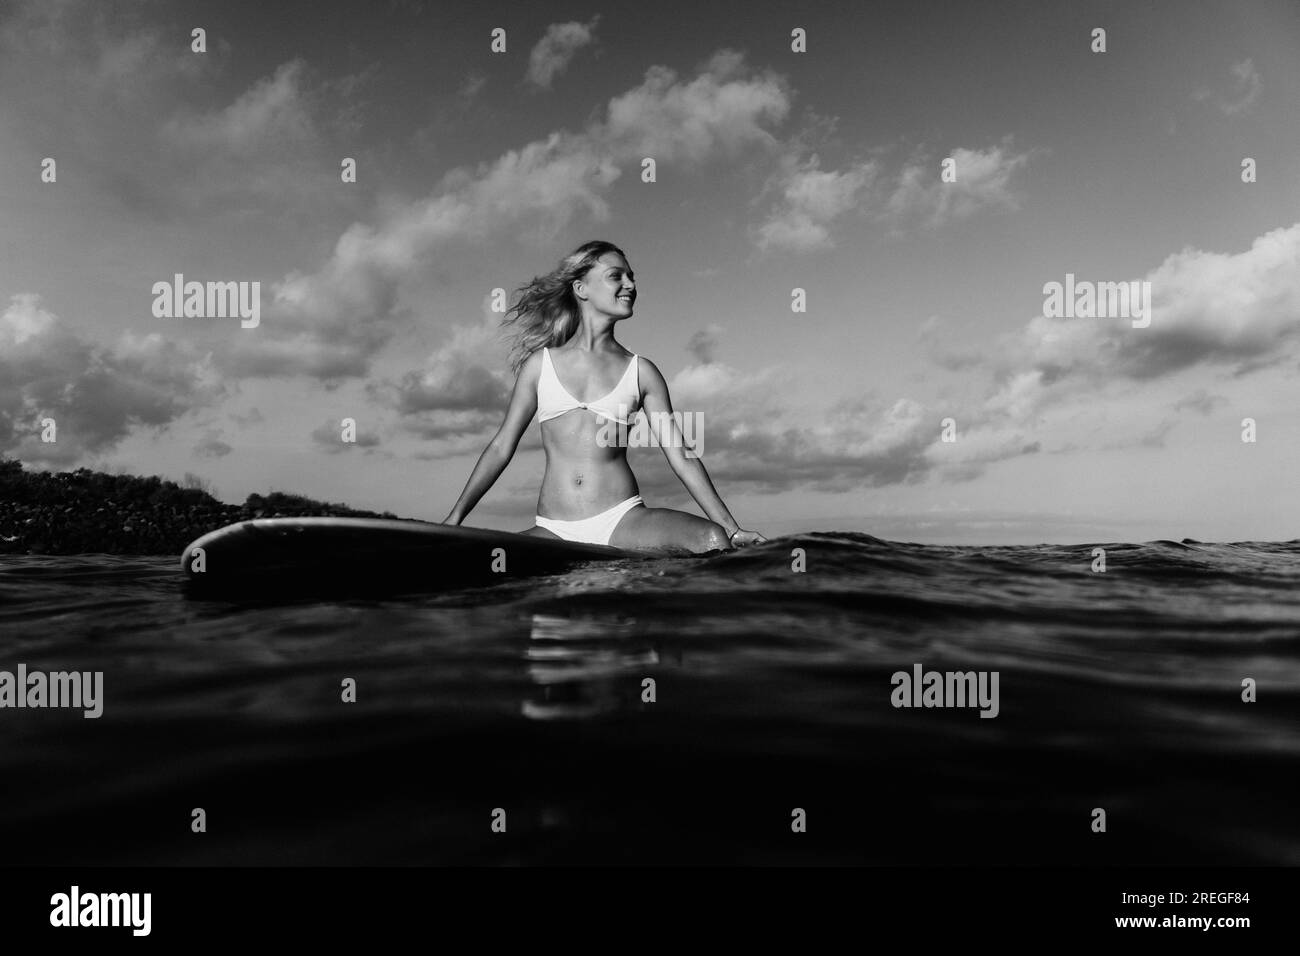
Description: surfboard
xmin=180 ymin=517 xmax=645 ymax=597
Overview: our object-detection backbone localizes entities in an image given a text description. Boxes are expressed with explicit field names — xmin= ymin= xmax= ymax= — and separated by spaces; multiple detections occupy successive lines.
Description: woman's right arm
xmin=442 ymin=351 xmax=543 ymax=525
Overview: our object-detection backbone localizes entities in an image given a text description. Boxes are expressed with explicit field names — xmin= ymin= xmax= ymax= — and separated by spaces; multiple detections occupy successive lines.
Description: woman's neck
xmin=565 ymin=324 xmax=617 ymax=351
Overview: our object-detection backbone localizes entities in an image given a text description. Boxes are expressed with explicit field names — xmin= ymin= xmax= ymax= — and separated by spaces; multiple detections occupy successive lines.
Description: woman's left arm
xmin=638 ymin=358 xmax=765 ymax=545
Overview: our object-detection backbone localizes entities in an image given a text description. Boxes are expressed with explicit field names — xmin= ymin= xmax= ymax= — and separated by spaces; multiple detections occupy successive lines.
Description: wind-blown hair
xmin=501 ymin=240 xmax=628 ymax=375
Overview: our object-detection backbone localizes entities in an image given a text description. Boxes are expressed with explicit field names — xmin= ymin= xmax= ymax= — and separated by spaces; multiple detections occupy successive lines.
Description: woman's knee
xmin=700 ymin=521 xmax=730 ymax=553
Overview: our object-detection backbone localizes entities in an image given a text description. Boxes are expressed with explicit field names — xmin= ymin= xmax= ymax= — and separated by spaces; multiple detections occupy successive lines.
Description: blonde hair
xmin=501 ymin=240 xmax=628 ymax=375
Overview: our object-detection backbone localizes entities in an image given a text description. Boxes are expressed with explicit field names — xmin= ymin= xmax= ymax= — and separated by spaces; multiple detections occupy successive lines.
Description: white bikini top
xmin=536 ymin=347 xmax=641 ymax=424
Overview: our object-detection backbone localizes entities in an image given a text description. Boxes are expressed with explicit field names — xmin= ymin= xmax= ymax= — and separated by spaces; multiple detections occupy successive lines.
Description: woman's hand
xmin=728 ymin=529 xmax=766 ymax=548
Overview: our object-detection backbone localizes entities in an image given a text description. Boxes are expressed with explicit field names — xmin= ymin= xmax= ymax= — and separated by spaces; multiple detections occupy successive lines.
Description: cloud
xmin=602 ymin=49 xmax=790 ymax=164
xmin=154 ymin=58 xmax=375 ymax=208
xmin=1 ymin=0 xmax=210 ymax=95
xmin=1194 ymin=59 xmax=1262 ymax=115
xmin=751 ymin=136 xmax=1036 ymax=251
xmin=685 ymin=324 xmax=726 ymax=364
xmin=1023 ymin=223 xmax=1300 ymax=387
xmin=310 ymin=418 xmax=381 ymax=452
xmin=229 ymin=406 xmax=264 ymax=425
xmin=917 ymin=316 xmax=987 ymax=371
xmin=367 ymin=310 xmax=518 ymax=455
xmin=1172 ymin=390 xmax=1228 ymax=415
xmin=375 ymin=313 xmax=511 ymax=415
xmin=753 ymin=153 xmax=878 ymax=251
xmin=161 ymin=60 xmax=317 ymax=153
xmin=388 ymin=361 xmax=509 ymax=414
xmin=526 ymin=17 xmax=600 ymax=90
xmin=0 ymin=7 xmax=370 ymax=221
xmin=223 ymin=49 xmax=792 ymax=381
xmin=1137 ymin=419 xmax=1176 ymax=449
xmin=459 ymin=73 xmax=487 ymax=101
xmin=634 ymin=375 xmax=940 ymax=496
xmin=193 ymin=429 xmax=233 ymax=459
xmin=0 ymin=294 xmax=224 ymax=463
xmin=886 ymin=139 xmax=1036 ymax=226
xmin=918 ymin=222 xmax=1300 ymax=471
xmin=615 ymin=330 xmax=944 ymax=496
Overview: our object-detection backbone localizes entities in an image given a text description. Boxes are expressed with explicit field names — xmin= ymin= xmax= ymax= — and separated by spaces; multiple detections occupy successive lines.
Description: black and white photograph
xmin=1 ymin=0 xmax=1296 ymax=938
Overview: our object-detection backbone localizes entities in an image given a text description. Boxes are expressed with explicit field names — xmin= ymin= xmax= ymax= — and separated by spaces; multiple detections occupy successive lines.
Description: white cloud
xmin=925 ymin=222 xmax=1300 ymax=472
xmin=751 ymin=137 xmax=1036 ymax=251
xmin=526 ymin=18 xmax=600 ymax=90
xmin=161 ymin=60 xmax=316 ymax=153
xmin=600 ymin=50 xmax=791 ymax=164
xmin=224 ymin=50 xmax=793 ymax=380
xmin=1194 ymin=59 xmax=1262 ymax=115
xmin=754 ymin=154 xmax=878 ymax=252
xmin=626 ymin=333 xmax=941 ymax=495
xmin=1012 ymin=222 xmax=1300 ymax=389
xmin=887 ymin=139 xmax=1035 ymax=226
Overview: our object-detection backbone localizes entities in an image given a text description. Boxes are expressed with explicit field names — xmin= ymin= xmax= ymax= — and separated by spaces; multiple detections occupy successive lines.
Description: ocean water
xmin=1 ymin=534 xmax=1297 ymax=866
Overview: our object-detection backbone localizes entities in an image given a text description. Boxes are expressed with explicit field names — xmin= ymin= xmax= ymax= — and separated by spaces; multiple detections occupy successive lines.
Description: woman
xmin=442 ymin=240 xmax=765 ymax=553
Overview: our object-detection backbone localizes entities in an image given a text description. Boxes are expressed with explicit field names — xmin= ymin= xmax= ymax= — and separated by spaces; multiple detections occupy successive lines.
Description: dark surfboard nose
xmin=180 ymin=516 xmax=646 ymax=599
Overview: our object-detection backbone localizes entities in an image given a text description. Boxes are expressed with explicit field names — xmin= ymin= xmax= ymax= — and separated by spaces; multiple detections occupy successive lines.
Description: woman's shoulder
xmin=516 ymin=348 xmax=547 ymax=381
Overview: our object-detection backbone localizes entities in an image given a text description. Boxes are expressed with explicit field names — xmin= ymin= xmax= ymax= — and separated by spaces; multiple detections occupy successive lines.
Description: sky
xmin=1 ymin=0 xmax=1298 ymax=544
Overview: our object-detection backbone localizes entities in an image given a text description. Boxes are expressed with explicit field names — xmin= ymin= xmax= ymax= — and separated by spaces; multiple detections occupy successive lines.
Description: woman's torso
xmin=535 ymin=345 xmax=642 ymax=519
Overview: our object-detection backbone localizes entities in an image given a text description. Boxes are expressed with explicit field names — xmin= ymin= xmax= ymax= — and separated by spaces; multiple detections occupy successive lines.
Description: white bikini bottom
xmin=534 ymin=495 xmax=644 ymax=546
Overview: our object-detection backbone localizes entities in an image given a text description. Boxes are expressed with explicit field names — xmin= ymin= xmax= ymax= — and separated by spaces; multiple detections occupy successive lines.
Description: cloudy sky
xmin=2 ymin=0 xmax=1298 ymax=544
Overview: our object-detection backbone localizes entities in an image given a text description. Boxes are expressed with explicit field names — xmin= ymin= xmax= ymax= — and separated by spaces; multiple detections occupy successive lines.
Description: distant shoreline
xmin=0 ymin=458 xmax=396 ymax=556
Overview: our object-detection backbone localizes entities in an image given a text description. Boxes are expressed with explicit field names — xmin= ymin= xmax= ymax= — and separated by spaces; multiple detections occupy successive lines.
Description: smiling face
xmin=577 ymin=252 xmax=636 ymax=319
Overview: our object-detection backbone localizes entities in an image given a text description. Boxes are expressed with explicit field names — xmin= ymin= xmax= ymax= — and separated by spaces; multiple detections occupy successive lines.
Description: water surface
xmin=1 ymin=534 xmax=1297 ymax=865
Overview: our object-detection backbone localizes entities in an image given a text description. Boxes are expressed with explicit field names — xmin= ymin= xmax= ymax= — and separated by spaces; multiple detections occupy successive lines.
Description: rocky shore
xmin=0 ymin=458 xmax=397 ymax=556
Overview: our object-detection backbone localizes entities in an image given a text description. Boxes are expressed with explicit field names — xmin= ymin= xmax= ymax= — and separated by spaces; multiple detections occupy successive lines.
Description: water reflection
xmin=522 ymin=611 xmax=659 ymax=720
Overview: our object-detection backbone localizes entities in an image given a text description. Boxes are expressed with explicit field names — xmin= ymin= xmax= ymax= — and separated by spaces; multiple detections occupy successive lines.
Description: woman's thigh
xmin=609 ymin=506 xmax=729 ymax=553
